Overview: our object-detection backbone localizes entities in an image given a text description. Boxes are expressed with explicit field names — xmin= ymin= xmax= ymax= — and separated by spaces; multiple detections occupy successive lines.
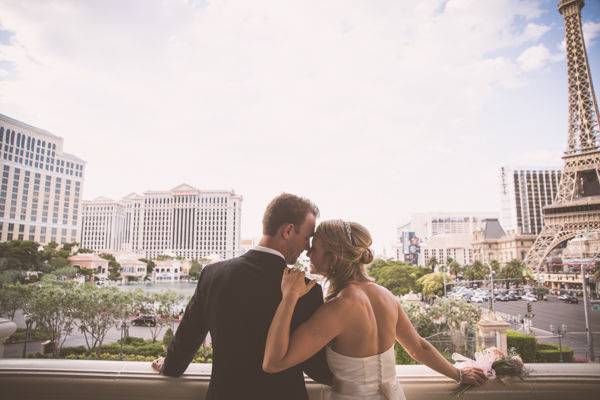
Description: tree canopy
xmin=368 ymin=259 xmax=428 ymax=296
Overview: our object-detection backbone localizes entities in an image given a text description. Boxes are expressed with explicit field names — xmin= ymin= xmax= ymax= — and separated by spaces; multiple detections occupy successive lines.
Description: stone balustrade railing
xmin=1 ymin=359 xmax=599 ymax=400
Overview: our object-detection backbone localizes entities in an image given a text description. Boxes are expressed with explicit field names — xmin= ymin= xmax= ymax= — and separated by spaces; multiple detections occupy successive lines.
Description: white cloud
xmin=517 ymin=43 xmax=551 ymax=71
xmin=0 ymin=0 xmax=564 ymax=250
xmin=583 ymin=20 xmax=600 ymax=46
xmin=518 ymin=22 xmax=551 ymax=44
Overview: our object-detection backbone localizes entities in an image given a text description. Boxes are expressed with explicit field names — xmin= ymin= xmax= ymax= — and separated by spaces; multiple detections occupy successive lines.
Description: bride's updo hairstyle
xmin=314 ymin=220 xmax=374 ymax=301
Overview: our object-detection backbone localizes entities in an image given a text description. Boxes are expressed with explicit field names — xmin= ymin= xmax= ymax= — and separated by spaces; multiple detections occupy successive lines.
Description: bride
xmin=263 ymin=220 xmax=487 ymax=399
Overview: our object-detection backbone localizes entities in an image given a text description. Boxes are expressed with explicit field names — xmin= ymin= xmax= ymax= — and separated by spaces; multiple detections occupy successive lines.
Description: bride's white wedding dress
xmin=325 ymin=345 xmax=406 ymax=400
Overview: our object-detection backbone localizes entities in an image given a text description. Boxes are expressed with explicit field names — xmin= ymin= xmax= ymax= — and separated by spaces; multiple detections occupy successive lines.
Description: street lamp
xmin=489 ymin=269 xmax=496 ymax=313
xmin=22 ymin=316 xmax=34 ymax=358
xmin=580 ymin=262 xmax=595 ymax=362
xmin=443 ymin=265 xmax=447 ymax=297
xmin=550 ymin=323 xmax=568 ymax=363
xmin=119 ymin=321 xmax=128 ymax=360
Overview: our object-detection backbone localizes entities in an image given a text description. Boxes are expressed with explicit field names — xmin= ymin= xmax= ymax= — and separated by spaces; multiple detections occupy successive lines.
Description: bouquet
xmin=452 ymin=347 xmax=529 ymax=397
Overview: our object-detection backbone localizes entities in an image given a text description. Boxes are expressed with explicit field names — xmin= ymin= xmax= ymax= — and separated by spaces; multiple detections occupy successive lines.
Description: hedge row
xmin=54 ymin=337 xmax=213 ymax=362
xmin=536 ymin=343 xmax=574 ymax=363
xmin=507 ymin=330 xmax=573 ymax=363
xmin=506 ymin=331 xmax=537 ymax=362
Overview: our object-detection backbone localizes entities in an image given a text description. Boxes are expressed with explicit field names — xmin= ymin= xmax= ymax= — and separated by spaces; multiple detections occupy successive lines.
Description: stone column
xmin=0 ymin=318 xmax=17 ymax=358
xmin=476 ymin=313 xmax=511 ymax=354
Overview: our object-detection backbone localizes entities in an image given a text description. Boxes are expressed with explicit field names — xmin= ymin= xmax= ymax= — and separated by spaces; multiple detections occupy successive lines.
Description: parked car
xmin=508 ymin=291 xmax=521 ymax=300
xmin=521 ymin=294 xmax=537 ymax=302
xmin=506 ymin=293 xmax=520 ymax=301
xmin=131 ymin=315 xmax=157 ymax=327
xmin=561 ymin=294 xmax=579 ymax=304
xmin=495 ymin=294 xmax=509 ymax=302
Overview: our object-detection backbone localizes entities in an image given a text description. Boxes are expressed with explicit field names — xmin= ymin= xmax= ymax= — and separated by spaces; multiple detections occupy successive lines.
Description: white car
xmin=521 ymin=294 xmax=537 ymax=302
xmin=470 ymin=296 xmax=484 ymax=303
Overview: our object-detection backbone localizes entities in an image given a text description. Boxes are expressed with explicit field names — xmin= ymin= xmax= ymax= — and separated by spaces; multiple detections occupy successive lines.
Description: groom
xmin=152 ymin=193 xmax=332 ymax=399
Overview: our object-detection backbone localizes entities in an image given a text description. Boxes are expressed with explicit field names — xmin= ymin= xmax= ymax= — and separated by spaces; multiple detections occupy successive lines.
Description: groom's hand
xmin=459 ymin=367 xmax=488 ymax=386
xmin=151 ymin=357 xmax=165 ymax=373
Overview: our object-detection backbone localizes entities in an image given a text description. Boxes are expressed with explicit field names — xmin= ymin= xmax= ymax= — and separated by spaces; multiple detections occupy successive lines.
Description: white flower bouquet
xmin=452 ymin=347 xmax=529 ymax=397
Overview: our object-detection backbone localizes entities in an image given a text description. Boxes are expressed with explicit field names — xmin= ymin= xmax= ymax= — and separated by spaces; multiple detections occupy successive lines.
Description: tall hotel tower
xmin=500 ymin=166 xmax=562 ymax=235
xmin=80 ymin=184 xmax=242 ymax=260
xmin=0 ymin=114 xmax=85 ymax=244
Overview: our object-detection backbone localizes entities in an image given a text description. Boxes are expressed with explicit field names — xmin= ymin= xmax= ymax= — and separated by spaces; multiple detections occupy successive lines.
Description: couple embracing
xmin=152 ymin=193 xmax=486 ymax=399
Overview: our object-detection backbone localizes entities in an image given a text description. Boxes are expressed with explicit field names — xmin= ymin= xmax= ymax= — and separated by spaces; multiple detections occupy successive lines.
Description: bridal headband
xmin=343 ymin=221 xmax=354 ymax=245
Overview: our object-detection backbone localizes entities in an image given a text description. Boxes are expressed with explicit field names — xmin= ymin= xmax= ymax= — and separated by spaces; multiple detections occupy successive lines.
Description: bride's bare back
xmin=329 ymin=281 xmax=399 ymax=357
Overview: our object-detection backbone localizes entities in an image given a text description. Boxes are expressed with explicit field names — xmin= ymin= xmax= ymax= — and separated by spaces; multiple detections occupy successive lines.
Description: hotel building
xmin=0 ymin=113 xmax=85 ymax=244
xmin=80 ymin=184 xmax=242 ymax=260
xmin=500 ymin=166 xmax=562 ymax=235
xmin=397 ymin=212 xmax=498 ymax=267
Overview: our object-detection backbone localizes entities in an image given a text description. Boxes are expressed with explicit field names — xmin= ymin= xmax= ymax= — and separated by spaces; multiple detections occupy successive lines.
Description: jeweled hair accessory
xmin=343 ymin=221 xmax=354 ymax=245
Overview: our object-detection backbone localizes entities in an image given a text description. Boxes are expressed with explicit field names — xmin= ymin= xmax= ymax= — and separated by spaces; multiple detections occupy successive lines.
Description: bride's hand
xmin=281 ymin=268 xmax=316 ymax=300
xmin=458 ymin=367 xmax=488 ymax=386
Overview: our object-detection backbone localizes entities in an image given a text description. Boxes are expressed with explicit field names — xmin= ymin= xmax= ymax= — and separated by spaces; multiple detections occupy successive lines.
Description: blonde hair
xmin=314 ymin=220 xmax=374 ymax=301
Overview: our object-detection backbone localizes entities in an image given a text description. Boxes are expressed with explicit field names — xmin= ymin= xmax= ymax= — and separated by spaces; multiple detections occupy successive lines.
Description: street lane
xmin=474 ymin=295 xmax=600 ymax=358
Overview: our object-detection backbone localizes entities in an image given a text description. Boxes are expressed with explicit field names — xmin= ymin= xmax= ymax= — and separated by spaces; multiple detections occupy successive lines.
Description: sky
xmin=0 ymin=0 xmax=599 ymax=255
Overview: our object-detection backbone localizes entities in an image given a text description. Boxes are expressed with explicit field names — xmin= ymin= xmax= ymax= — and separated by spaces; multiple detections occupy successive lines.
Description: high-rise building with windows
xmin=500 ymin=166 xmax=562 ymax=235
xmin=79 ymin=197 xmax=126 ymax=251
xmin=396 ymin=212 xmax=498 ymax=266
xmin=0 ymin=113 xmax=85 ymax=244
xmin=80 ymin=184 xmax=242 ymax=260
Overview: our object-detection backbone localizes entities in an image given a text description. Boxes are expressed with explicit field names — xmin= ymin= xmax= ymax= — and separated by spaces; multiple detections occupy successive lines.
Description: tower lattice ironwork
xmin=524 ymin=0 xmax=600 ymax=273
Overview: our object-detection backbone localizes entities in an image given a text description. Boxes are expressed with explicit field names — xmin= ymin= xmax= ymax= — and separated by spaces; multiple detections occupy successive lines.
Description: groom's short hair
xmin=262 ymin=193 xmax=319 ymax=236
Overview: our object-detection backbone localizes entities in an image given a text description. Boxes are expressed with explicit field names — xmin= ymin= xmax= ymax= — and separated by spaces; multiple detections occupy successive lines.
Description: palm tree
xmin=426 ymin=257 xmax=438 ymax=273
xmin=489 ymin=260 xmax=501 ymax=274
xmin=447 ymin=258 xmax=462 ymax=278
xmin=498 ymin=259 xmax=526 ymax=289
xmin=463 ymin=260 xmax=488 ymax=282
xmin=593 ymin=261 xmax=600 ymax=283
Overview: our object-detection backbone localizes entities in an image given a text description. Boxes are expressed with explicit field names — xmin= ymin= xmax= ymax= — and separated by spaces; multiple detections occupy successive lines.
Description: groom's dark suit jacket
xmin=162 ymin=249 xmax=333 ymax=400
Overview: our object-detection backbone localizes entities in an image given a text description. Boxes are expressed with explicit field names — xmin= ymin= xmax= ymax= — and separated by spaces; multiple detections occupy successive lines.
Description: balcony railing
xmin=1 ymin=359 xmax=599 ymax=400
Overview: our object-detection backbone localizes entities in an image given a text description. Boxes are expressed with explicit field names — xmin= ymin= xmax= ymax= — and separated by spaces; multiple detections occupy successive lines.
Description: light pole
xmin=443 ymin=266 xmax=447 ymax=297
xmin=580 ymin=263 xmax=596 ymax=361
xmin=21 ymin=316 xmax=34 ymax=358
xmin=489 ymin=269 xmax=496 ymax=313
xmin=119 ymin=321 xmax=128 ymax=360
xmin=550 ymin=323 xmax=568 ymax=363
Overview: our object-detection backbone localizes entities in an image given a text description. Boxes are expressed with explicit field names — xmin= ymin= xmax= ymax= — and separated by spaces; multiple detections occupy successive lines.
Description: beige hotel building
xmin=80 ymin=184 xmax=242 ymax=260
xmin=0 ymin=113 xmax=85 ymax=244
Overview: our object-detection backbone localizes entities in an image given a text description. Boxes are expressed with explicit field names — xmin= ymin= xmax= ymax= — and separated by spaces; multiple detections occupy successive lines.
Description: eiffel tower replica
xmin=524 ymin=0 xmax=600 ymax=274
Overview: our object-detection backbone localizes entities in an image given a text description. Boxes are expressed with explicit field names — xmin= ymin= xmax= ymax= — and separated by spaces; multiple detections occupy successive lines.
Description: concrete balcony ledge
xmin=1 ymin=359 xmax=599 ymax=400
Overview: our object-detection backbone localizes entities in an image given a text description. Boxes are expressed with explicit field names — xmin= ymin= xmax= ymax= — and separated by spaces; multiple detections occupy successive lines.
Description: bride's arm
xmin=395 ymin=301 xmax=487 ymax=386
xmin=263 ymin=269 xmax=343 ymax=373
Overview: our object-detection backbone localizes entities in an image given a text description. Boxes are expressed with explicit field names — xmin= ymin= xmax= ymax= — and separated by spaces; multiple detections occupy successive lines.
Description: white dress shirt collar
xmin=252 ymin=245 xmax=286 ymax=262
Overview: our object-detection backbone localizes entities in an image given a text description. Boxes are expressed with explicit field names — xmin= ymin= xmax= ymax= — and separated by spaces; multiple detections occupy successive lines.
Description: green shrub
xmin=99 ymin=342 xmax=164 ymax=357
xmin=35 ymin=339 xmax=213 ymax=363
xmin=507 ymin=330 xmax=537 ymax=362
xmin=59 ymin=346 xmax=88 ymax=357
xmin=193 ymin=345 xmax=213 ymax=363
xmin=118 ymin=336 xmax=145 ymax=345
xmin=395 ymin=343 xmax=418 ymax=365
xmin=162 ymin=328 xmax=174 ymax=348
xmin=536 ymin=342 xmax=574 ymax=363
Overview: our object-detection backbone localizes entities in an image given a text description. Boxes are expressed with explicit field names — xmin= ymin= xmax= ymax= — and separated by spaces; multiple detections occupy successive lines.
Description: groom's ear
xmin=280 ymin=223 xmax=294 ymax=240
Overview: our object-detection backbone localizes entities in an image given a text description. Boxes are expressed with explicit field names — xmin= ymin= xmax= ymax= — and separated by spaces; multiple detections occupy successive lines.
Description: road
xmin=474 ymin=295 xmax=600 ymax=359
